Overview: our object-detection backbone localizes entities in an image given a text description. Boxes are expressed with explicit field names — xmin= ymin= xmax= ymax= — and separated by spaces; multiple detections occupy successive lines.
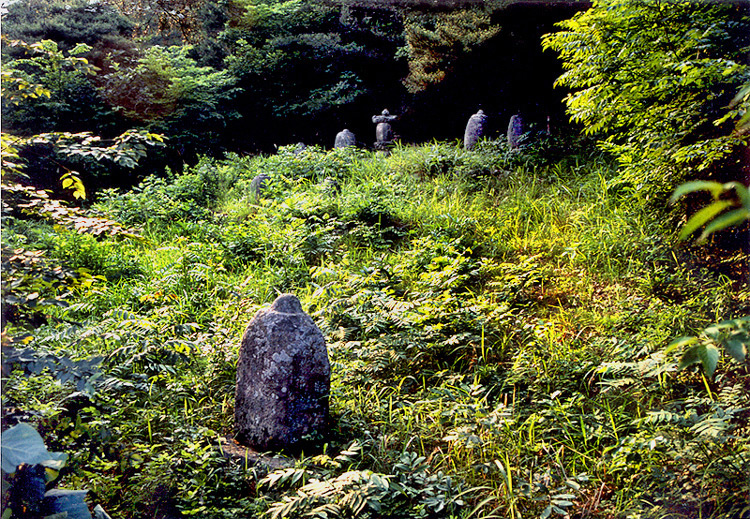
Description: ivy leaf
xmin=679 ymin=343 xmax=721 ymax=378
xmin=723 ymin=339 xmax=747 ymax=363
xmin=666 ymin=336 xmax=699 ymax=354
xmin=699 ymin=344 xmax=721 ymax=378
xmin=678 ymin=345 xmax=702 ymax=371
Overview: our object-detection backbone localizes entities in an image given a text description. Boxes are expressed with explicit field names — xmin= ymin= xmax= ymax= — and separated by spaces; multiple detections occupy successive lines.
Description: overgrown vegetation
xmin=542 ymin=0 xmax=750 ymax=203
xmin=3 ymin=138 xmax=748 ymax=518
xmin=2 ymin=0 xmax=749 ymax=518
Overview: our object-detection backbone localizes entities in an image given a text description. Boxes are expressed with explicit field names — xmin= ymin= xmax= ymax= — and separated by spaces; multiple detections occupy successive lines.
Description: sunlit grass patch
xmin=3 ymin=141 xmax=747 ymax=518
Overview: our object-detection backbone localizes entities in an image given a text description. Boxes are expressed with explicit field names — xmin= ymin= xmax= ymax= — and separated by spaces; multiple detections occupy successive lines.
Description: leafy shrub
xmin=1 ymin=245 xmax=103 ymax=327
xmin=1 ymin=39 xmax=115 ymax=135
xmin=47 ymin=231 xmax=144 ymax=281
xmin=236 ymin=145 xmax=366 ymax=185
xmin=99 ymin=44 xmax=240 ymax=154
xmin=260 ymin=445 xmax=467 ymax=519
xmin=542 ymin=0 xmax=750 ymax=202
xmin=97 ymin=162 xmax=233 ymax=226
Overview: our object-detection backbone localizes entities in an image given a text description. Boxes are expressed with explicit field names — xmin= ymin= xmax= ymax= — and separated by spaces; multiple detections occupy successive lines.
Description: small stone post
xmin=507 ymin=114 xmax=524 ymax=149
xmin=464 ymin=109 xmax=488 ymax=150
xmin=235 ymin=294 xmax=330 ymax=450
xmin=334 ymin=129 xmax=356 ymax=148
xmin=372 ymin=109 xmax=398 ymax=152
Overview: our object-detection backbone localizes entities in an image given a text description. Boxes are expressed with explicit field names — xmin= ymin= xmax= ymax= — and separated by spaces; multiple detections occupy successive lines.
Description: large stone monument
xmin=235 ymin=294 xmax=330 ymax=450
xmin=372 ymin=109 xmax=398 ymax=151
xmin=334 ymin=129 xmax=356 ymax=148
xmin=464 ymin=109 xmax=488 ymax=150
xmin=507 ymin=114 xmax=524 ymax=149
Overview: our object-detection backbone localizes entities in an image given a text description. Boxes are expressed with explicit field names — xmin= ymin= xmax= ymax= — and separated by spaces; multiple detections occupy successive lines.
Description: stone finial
xmin=235 ymin=294 xmax=330 ymax=450
xmin=250 ymin=173 xmax=270 ymax=199
xmin=372 ymin=108 xmax=398 ymax=146
xmin=464 ymin=109 xmax=488 ymax=150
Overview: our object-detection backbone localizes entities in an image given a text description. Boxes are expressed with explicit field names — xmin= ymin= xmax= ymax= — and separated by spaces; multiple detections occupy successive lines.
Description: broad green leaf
xmin=42 ymin=458 xmax=67 ymax=470
xmin=699 ymin=344 xmax=720 ymax=378
xmin=670 ymin=180 xmax=724 ymax=204
xmin=678 ymin=345 xmax=703 ymax=371
xmin=552 ymin=494 xmax=576 ymax=500
xmin=699 ymin=208 xmax=750 ymax=242
xmin=70 ymin=43 xmax=92 ymax=56
xmin=665 ymin=336 xmax=698 ymax=354
xmin=1 ymin=423 xmax=67 ymax=473
xmin=704 ymin=325 xmax=723 ymax=341
xmin=723 ymin=339 xmax=747 ymax=363
xmin=719 ymin=316 xmax=750 ymax=327
xmin=679 ymin=200 xmax=733 ymax=240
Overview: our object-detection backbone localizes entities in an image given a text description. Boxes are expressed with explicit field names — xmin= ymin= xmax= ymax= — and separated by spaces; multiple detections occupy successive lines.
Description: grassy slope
xmin=2 ymin=141 xmax=748 ymax=518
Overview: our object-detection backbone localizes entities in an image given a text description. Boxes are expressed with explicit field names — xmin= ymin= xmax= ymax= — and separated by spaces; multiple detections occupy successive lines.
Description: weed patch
xmin=3 ymin=142 xmax=747 ymax=518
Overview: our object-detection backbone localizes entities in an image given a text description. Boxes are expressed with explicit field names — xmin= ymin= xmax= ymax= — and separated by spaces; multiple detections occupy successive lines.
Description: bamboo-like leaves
xmin=670 ymin=180 xmax=750 ymax=242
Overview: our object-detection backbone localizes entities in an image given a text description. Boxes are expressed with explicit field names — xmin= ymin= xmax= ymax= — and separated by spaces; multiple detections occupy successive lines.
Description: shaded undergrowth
xmin=2 ymin=140 xmax=748 ymax=518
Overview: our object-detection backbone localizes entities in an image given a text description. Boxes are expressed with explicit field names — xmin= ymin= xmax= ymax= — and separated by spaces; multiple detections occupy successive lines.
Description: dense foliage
xmin=2 ymin=1 xmax=749 ymax=518
xmin=2 ymin=0 xmax=576 ymax=157
xmin=542 ymin=0 xmax=750 ymax=202
xmin=3 ymin=139 xmax=749 ymax=517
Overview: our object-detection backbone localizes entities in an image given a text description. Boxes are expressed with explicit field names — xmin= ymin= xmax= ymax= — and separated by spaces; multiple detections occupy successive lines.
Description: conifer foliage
xmin=401 ymin=5 xmax=500 ymax=93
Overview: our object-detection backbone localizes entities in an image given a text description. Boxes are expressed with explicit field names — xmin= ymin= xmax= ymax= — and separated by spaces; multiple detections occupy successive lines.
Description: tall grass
xmin=3 ymin=140 xmax=747 ymax=518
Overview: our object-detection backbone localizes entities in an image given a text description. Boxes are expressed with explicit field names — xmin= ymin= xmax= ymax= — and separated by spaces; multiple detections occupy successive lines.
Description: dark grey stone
xmin=42 ymin=489 xmax=92 ymax=519
xmin=250 ymin=174 xmax=270 ymax=199
xmin=94 ymin=505 xmax=113 ymax=519
xmin=235 ymin=294 xmax=330 ymax=450
xmin=372 ymin=108 xmax=398 ymax=146
xmin=334 ymin=129 xmax=356 ymax=148
xmin=464 ymin=109 xmax=488 ymax=150
xmin=507 ymin=114 xmax=524 ymax=149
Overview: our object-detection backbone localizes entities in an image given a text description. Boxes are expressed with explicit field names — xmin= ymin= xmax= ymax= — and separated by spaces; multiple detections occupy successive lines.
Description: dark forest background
xmin=2 ymin=0 xmax=587 ymax=187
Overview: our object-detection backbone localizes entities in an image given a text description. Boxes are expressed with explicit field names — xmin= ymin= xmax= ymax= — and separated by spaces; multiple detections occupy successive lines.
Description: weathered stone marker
xmin=507 ymin=114 xmax=524 ymax=149
xmin=235 ymin=294 xmax=330 ymax=450
xmin=464 ymin=109 xmax=488 ymax=150
xmin=372 ymin=108 xmax=398 ymax=151
xmin=249 ymin=173 xmax=270 ymax=199
xmin=334 ymin=128 xmax=356 ymax=148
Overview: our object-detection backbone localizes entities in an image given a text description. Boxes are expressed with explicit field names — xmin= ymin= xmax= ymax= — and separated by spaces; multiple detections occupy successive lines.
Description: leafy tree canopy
xmin=1 ymin=39 xmax=116 ymax=135
xmin=400 ymin=4 xmax=500 ymax=93
xmin=98 ymin=45 xmax=240 ymax=155
xmin=2 ymin=0 xmax=133 ymax=52
xmin=102 ymin=0 xmax=221 ymax=44
xmin=542 ymin=0 xmax=750 ymax=202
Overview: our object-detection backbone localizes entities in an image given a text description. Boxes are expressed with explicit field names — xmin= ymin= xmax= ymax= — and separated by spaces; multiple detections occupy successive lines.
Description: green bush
xmin=47 ymin=231 xmax=143 ymax=281
xmin=97 ymin=156 xmax=248 ymax=225
xmin=542 ymin=0 xmax=750 ymax=202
